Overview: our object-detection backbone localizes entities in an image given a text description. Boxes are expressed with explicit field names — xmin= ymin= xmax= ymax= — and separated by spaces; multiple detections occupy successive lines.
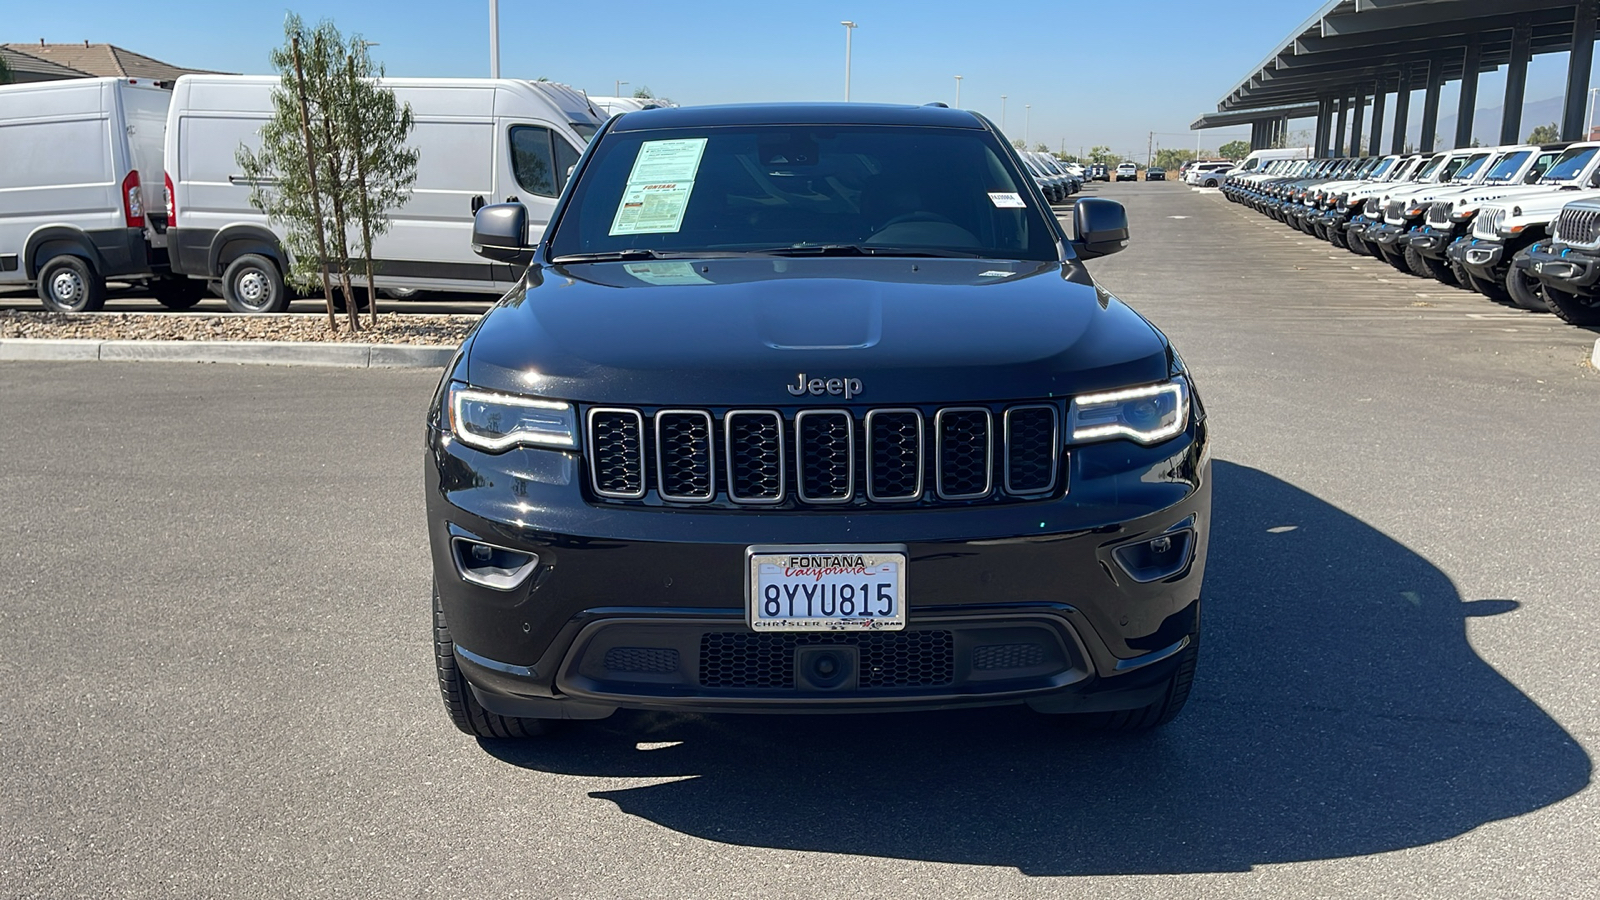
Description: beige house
xmin=1 ymin=41 xmax=225 ymax=87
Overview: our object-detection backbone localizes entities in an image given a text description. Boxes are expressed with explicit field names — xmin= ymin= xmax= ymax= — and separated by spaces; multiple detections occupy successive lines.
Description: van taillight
xmin=122 ymin=170 xmax=144 ymax=228
xmin=164 ymin=172 xmax=176 ymax=225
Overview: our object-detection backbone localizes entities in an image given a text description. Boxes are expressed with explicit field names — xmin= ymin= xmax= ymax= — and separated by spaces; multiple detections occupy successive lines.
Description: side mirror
xmin=1072 ymin=197 xmax=1129 ymax=260
xmin=472 ymin=203 xmax=533 ymax=265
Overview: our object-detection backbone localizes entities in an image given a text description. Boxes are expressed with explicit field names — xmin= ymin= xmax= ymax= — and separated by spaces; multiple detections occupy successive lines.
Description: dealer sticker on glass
xmin=746 ymin=545 xmax=907 ymax=632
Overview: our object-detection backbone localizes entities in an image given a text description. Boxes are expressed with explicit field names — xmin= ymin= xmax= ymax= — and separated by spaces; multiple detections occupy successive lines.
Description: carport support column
xmin=1562 ymin=0 xmax=1599 ymax=141
xmin=1315 ymin=97 xmax=1333 ymax=157
xmin=1349 ymin=88 xmax=1366 ymax=158
xmin=1334 ymin=95 xmax=1349 ymax=157
xmin=1276 ymin=116 xmax=1289 ymax=149
xmin=1455 ymin=36 xmax=1482 ymax=149
xmin=1391 ymin=69 xmax=1413 ymax=154
xmin=1250 ymin=120 xmax=1267 ymax=151
xmin=1501 ymin=23 xmax=1533 ymax=144
xmin=1419 ymin=60 xmax=1444 ymax=153
xmin=1368 ymin=82 xmax=1387 ymax=156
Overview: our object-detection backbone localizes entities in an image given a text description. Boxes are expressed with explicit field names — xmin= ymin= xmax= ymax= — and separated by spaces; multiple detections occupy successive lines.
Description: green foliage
xmin=632 ymin=85 xmax=653 ymax=98
xmin=1526 ymin=123 xmax=1560 ymax=143
xmin=1012 ymin=138 xmax=1026 ymax=150
xmin=1153 ymin=148 xmax=1198 ymax=170
xmin=1087 ymin=146 xmax=1122 ymax=166
xmin=1218 ymin=139 xmax=1249 ymax=160
xmin=237 ymin=13 xmax=417 ymax=330
xmin=0 ymin=53 xmax=12 ymax=85
xmin=1032 ymin=142 xmax=1049 ymax=153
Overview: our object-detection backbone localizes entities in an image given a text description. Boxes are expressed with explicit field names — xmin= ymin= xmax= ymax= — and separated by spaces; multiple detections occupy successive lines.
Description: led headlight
xmin=1068 ymin=379 xmax=1190 ymax=445
xmin=448 ymin=384 xmax=577 ymax=452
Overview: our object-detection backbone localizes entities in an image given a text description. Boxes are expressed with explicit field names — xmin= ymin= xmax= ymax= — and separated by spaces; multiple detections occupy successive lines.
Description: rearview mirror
xmin=472 ymin=203 xmax=533 ymax=266
xmin=1072 ymin=197 xmax=1129 ymax=260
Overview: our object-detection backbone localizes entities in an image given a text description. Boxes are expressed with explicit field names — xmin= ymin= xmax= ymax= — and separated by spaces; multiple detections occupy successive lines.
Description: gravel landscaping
xmin=0 ymin=309 xmax=478 ymax=345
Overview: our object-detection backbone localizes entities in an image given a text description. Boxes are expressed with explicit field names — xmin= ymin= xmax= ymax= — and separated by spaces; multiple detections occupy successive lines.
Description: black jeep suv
xmin=427 ymin=103 xmax=1210 ymax=737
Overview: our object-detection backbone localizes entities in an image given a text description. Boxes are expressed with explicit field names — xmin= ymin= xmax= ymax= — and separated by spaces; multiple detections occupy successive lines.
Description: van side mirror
xmin=472 ymin=203 xmax=533 ymax=265
xmin=1071 ymin=197 xmax=1129 ymax=260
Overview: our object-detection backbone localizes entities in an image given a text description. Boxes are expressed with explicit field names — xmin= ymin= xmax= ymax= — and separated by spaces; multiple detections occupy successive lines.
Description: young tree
xmin=237 ymin=13 xmax=416 ymax=331
xmin=1087 ymin=146 xmax=1122 ymax=166
xmin=1218 ymin=139 xmax=1249 ymax=160
xmin=1527 ymin=123 xmax=1560 ymax=143
xmin=0 ymin=53 xmax=13 ymax=85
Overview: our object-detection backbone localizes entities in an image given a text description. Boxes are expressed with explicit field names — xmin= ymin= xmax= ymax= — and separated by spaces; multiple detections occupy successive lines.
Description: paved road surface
xmin=1 ymin=183 xmax=1594 ymax=898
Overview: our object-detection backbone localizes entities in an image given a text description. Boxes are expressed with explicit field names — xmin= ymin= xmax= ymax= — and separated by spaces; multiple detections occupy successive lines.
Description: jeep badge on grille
xmin=787 ymin=373 xmax=864 ymax=400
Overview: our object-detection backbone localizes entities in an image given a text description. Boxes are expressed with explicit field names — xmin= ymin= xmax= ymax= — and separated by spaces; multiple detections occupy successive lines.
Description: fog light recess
xmin=1111 ymin=526 xmax=1195 ymax=584
xmin=451 ymin=537 xmax=539 ymax=590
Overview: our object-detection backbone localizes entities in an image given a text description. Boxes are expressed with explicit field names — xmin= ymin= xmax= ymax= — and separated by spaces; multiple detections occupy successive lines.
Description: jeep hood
xmin=462 ymin=258 xmax=1172 ymax=406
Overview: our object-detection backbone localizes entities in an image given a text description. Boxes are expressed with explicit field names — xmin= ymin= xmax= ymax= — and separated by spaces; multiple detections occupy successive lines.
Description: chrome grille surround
xmin=654 ymin=409 xmax=715 ymax=503
xmin=1555 ymin=205 xmax=1600 ymax=248
xmin=724 ymin=410 xmax=786 ymax=504
xmin=1383 ymin=198 xmax=1406 ymax=224
xmin=794 ymin=409 xmax=855 ymax=504
xmin=1426 ymin=201 xmax=1453 ymax=227
xmin=587 ymin=408 xmax=646 ymax=500
xmin=1003 ymin=405 xmax=1060 ymax=496
xmin=585 ymin=403 xmax=1067 ymax=508
xmin=864 ymin=408 xmax=924 ymax=503
xmin=934 ymin=407 xmax=994 ymax=501
xmin=1473 ymin=206 xmax=1506 ymax=240
xmin=1363 ymin=197 xmax=1381 ymax=217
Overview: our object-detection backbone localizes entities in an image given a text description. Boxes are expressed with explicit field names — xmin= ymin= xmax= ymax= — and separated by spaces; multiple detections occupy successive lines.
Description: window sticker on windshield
xmin=623 ymin=261 xmax=711 ymax=285
xmin=611 ymin=182 xmax=694 ymax=235
xmin=625 ymin=138 xmax=708 ymax=184
xmin=988 ymin=192 xmax=1026 ymax=208
xmin=610 ymin=138 xmax=709 ymax=235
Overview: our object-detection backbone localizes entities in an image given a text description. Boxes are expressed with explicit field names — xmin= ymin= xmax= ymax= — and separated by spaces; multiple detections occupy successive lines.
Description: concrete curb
xmin=0 ymin=338 xmax=454 ymax=368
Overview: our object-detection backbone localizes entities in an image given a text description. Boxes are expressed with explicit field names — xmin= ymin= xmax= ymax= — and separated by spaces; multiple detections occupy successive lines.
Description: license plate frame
xmin=745 ymin=544 xmax=908 ymax=632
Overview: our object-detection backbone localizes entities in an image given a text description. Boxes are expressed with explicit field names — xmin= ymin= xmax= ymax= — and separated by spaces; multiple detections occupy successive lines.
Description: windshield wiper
xmin=751 ymin=244 xmax=982 ymax=258
xmin=551 ymin=249 xmax=666 ymax=263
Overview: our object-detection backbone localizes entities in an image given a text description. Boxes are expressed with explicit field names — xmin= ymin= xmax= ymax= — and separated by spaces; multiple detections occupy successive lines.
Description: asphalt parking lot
xmin=1 ymin=183 xmax=1595 ymax=898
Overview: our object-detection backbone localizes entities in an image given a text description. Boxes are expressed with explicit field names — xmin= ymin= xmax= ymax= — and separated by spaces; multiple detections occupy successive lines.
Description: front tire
xmin=434 ymin=585 xmax=549 ymax=739
xmin=1063 ymin=628 xmax=1200 ymax=733
xmin=222 ymin=254 xmax=289 ymax=313
xmin=1542 ymin=284 xmax=1600 ymax=324
xmin=1504 ymin=262 xmax=1551 ymax=312
xmin=36 ymin=255 xmax=106 ymax=313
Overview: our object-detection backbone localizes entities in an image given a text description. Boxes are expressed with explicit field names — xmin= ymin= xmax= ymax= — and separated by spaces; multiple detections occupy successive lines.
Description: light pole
xmin=1587 ymin=86 xmax=1600 ymax=140
xmin=953 ymin=75 xmax=962 ymax=108
xmin=1024 ymin=104 xmax=1031 ymax=146
xmin=841 ymin=21 xmax=857 ymax=102
xmin=1001 ymin=95 xmax=1007 ymax=131
xmin=488 ymin=0 xmax=500 ymax=78
xmin=616 ymin=80 xmax=628 ymax=98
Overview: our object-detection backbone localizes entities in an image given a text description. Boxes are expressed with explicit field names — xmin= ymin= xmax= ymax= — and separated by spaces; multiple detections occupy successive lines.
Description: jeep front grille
xmin=1363 ymin=197 xmax=1381 ymax=217
xmin=1473 ymin=207 xmax=1506 ymax=240
xmin=1383 ymin=198 xmax=1406 ymax=223
xmin=585 ymin=403 xmax=1062 ymax=507
xmin=1555 ymin=206 xmax=1600 ymax=247
xmin=1426 ymin=201 xmax=1453 ymax=227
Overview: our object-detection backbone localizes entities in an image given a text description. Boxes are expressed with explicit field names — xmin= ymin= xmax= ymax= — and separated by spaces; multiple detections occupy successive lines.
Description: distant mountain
xmin=1413 ymin=95 xmax=1564 ymax=148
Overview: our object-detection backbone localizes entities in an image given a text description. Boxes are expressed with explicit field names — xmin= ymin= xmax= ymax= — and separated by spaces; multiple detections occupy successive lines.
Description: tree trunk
xmin=291 ymin=35 xmax=338 ymax=330
xmin=320 ymin=112 xmax=360 ymax=333
xmin=349 ymin=55 xmax=380 ymax=329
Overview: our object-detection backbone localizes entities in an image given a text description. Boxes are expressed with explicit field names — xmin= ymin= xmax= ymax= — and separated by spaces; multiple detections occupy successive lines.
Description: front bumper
xmin=427 ymin=418 xmax=1211 ymax=717
xmin=1457 ymin=237 xmax=1506 ymax=277
xmin=1367 ymin=222 xmax=1408 ymax=246
xmin=1523 ymin=240 xmax=1600 ymax=291
xmin=1407 ymin=224 xmax=1466 ymax=258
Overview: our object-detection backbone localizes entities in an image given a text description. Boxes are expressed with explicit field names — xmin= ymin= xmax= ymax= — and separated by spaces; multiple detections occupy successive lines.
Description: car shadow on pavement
xmin=481 ymin=460 xmax=1591 ymax=876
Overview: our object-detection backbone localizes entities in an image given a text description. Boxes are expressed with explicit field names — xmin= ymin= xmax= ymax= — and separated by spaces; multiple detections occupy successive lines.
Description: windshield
xmin=570 ymin=122 xmax=598 ymax=143
xmin=1366 ymin=157 xmax=1396 ymax=179
xmin=1483 ymin=150 xmax=1531 ymax=182
xmin=1541 ymin=146 xmax=1597 ymax=182
xmin=1452 ymin=153 xmax=1494 ymax=182
xmin=548 ymin=124 xmax=1060 ymax=262
xmin=1415 ymin=155 xmax=1447 ymax=179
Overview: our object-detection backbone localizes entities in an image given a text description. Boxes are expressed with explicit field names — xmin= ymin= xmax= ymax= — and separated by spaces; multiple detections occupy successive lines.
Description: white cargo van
xmin=164 ymin=76 xmax=603 ymax=312
xmin=0 ymin=77 xmax=196 ymax=311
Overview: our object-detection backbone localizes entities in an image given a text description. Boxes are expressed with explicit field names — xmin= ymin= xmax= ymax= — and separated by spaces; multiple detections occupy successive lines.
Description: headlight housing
xmin=448 ymin=384 xmax=577 ymax=452
xmin=1068 ymin=379 xmax=1190 ymax=445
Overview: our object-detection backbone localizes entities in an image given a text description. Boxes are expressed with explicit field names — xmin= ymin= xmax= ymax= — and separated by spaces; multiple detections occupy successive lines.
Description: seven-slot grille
xmin=1474 ymin=206 xmax=1506 ymax=240
xmin=1383 ymin=198 xmax=1407 ymax=223
xmin=1363 ymin=197 xmax=1381 ymax=217
xmin=1427 ymin=201 xmax=1453 ymax=227
xmin=1555 ymin=205 xmax=1600 ymax=247
xmin=586 ymin=404 xmax=1060 ymax=507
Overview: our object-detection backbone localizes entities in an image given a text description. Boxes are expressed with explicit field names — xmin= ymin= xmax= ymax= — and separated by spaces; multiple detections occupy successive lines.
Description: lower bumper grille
xmin=699 ymin=631 xmax=956 ymax=689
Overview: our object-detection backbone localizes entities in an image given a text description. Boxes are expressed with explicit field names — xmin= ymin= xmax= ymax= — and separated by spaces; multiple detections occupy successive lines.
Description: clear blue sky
xmin=5 ymin=0 xmax=1588 ymax=157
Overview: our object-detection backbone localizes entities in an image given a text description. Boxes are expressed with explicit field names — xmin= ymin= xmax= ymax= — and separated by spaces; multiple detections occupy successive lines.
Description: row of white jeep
xmin=1221 ymin=143 xmax=1600 ymax=326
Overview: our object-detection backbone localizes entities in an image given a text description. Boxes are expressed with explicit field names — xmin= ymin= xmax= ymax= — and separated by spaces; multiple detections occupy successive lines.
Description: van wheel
xmin=152 ymin=276 xmax=207 ymax=310
xmin=223 ymin=254 xmax=288 ymax=313
xmin=36 ymin=256 xmax=106 ymax=313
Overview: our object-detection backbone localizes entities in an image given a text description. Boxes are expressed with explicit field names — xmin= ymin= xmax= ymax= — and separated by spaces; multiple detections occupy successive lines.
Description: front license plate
xmin=746 ymin=544 xmax=907 ymax=632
